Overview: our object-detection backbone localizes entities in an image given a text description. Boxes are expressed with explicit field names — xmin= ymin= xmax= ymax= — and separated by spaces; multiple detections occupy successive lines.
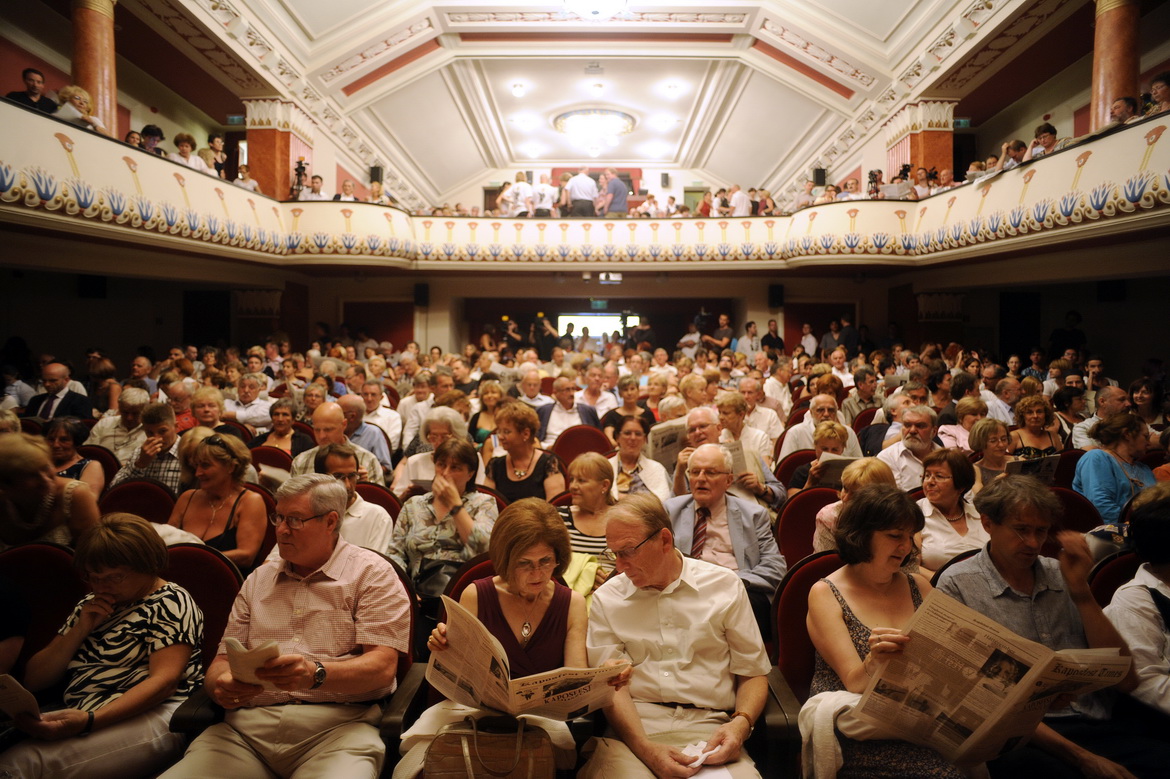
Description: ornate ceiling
xmin=129 ymin=1 xmax=1091 ymax=208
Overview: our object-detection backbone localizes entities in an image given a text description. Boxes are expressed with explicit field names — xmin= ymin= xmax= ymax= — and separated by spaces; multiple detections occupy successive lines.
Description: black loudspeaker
xmin=768 ymin=284 xmax=784 ymax=308
xmin=414 ymin=283 xmax=429 ymax=307
xmin=637 ymin=188 xmax=648 ymax=196
xmin=812 ymin=168 xmax=827 ymax=186
xmin=77 ymin=274 xmax=107 ymax=299
xmin=661 ymin=173 xmax=670 ymax=188
xmin=526 ymin=170 xmax=534 ymax=184
xmin=369 ymin=166 xmax=383 ymax=183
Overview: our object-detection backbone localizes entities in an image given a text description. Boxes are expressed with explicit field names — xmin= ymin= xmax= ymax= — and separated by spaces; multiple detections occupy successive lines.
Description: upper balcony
xmin=2 ymin=99 xmax=1168 ymax=276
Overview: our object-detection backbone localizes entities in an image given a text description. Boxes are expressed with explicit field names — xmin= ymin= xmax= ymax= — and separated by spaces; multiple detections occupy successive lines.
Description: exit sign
xmin=590 ymin=299 xmax=608 ymax=310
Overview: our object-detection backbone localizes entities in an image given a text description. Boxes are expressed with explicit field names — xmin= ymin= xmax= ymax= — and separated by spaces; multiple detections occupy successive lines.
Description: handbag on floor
xmin=423 ymin=714 xmax=556 ymax=778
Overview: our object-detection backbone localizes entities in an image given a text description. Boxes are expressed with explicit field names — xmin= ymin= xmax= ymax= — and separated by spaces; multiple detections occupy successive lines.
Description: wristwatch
xmin=731 ymin=710 xmax=754 ymax=736
xmin=310 ymin=660 xmax=326 ymax=689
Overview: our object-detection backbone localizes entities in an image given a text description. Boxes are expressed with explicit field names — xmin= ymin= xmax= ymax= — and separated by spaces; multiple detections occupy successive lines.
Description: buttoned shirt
xmin=1103 ymin=564 xmax=1170 ymax=715
xmin=697 ymin=498 xmax=737 ymax=572
xmin=85 ymin=415 xmax=146 ymax=464
xmin=542 ymin=402 xmax=584 ymax=447
xmin=519 ymin=393 xmax=553 ymax=409
xmin=266 ymin=494 xmax=393 ymax=562
xmin=1072 ymin=414 xmax=1102 ymax=449
xmin=299 ymin=189 xmax=329 ymax=201
xmin=587 ymin=554 xmax=770 ymax=712
xmin=292 ymin=441 xmax=385 ymax=486
xmin=401 ymin=397 xmax=434 ymax=451
xmin=841 ymin=393 xmax=881 ymax=426
xmin=364 ymin=407 xmax=403 ymax=452
xmin=348 ymin=422 xmax=394 ymax=473
xmin=575 ymin=388 xmax=618 ymax=419
xmin=224 ymin=397 xmax=273 ymax=432
xmin=876 ymin=440 xmax=938 ymax=491
xmin=566 ymin=173 xmax=598 ymax=201
xmin=386 ymin=491 xmax=497 ymax=578
xmin=224 ymin=538 xmax=410 ymax=705
xmin=763 ymin=376 xmax=793 ymax=419
xmin=112 ymin=438 xmax=183 ymax=494
xmin=745 ymin=405 xmax=784 ymax=446
xmin=982 ymin=390 xmax=1015 ymax=425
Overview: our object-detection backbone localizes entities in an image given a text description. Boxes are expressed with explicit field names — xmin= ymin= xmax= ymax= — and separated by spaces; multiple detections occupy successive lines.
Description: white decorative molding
xmin=444 ymin=12 xmax=747 ymax=24
xmin=882 ymin=101 xmax=957 ymax=147
xmin=243 ymin=99 xmax=316 ymax=144
xmin=759 ymin=19 xmax=878 ymax=89
xmin=319 ymin=20 xmax=435 ymax=83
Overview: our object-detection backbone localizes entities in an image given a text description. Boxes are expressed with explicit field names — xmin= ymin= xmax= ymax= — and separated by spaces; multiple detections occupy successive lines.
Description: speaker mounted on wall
xmin=414 ymin=283 xmax=429 ymax=308
xmin=768 ymin=284 xmax=784 ymax=309
xmin=660 ymin=173 xmax=670 ymax=189
xmin=369 ymin=166 xmax=383 ymax=183
xmin=812 ymin=168 xmax=827 ymax=187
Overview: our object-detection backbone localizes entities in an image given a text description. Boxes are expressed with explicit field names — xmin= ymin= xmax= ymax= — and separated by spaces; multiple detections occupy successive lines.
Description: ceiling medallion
xmin=562 ymin=0 xmax=628 ymax=22
xmin=553 ymin=108 xmax=636 ymax=157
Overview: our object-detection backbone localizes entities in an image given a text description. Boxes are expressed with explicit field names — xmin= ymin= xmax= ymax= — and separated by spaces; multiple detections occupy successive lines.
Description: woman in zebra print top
xmin=0 ymin=513 xmax=204 ymax=779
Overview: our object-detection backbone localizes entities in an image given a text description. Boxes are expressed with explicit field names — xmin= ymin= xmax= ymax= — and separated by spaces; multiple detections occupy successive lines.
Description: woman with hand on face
xmin=806 ymin=485 xmax=961 ymax=778
xmin=44 ymin=416 xmax=105 ymax=495
xmin=0 ymin=514 xmax=203 ymax=779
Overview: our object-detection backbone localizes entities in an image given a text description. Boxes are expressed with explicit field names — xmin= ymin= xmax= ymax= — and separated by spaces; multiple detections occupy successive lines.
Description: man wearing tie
xmin=664 ymin=443 xmax=786 ymax=635
xmin=22 ymin=362 xmax=92 ymax=419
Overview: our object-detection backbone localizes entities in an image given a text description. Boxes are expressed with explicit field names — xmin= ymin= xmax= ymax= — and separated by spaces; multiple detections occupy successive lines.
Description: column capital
xmin=72 ymin=0 xmax=116 ymax=21
xmin=243 ymin=98 xmax=316 ymax=146
xmin=1096 ymin=0 xmax=1137 ymax=17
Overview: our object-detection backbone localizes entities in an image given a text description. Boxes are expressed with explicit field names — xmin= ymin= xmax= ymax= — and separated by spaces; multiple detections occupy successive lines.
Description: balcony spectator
xmin=1109 ymin=96 xmax=1140 ymax=125
xmin=6 ymin=67 xmax=56 ymax=113
xmin=812 ymin=184 xmax=838 ymax=204
xmin=332 ymin=179 xmax=361 ymax=202
xmin=1147 ymin=71 xmax=1170 ymax=116
xmin=233 ymin=163 xmax=261 ymax=194
xmin=169 ymin=133 xmax=210 ymax=173
xmin=836 ymin=177 xmax=866 ymax=201
xmin=56 ymin=85 xmax=108 ymax=136
xmin=140 ymin=124 xmax=166 ymax=156
xmin=792 ymin=180 xmax=815 ymax=210
xmin=298 ymin=174 xmax=328 ymax=201
xmin=198 ymin=133 xmax=227 ymax=179
xmin=124 ymin=129 xmax=142 ymax=148
xmin=929 ymin=168 xmax=959 ymax=194
xmin=1023 ymin=122 xmax=1068 ymax=161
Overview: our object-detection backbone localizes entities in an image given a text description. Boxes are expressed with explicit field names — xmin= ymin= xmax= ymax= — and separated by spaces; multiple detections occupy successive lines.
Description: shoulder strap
xmin=225 ymin=488 xmax=247 ymax=529
xmin=1146 ymin=586 xmax=1170 ymax=630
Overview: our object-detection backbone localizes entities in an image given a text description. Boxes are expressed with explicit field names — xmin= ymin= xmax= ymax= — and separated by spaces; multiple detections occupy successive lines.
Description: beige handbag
xmin=422 ymin=714 xmax=556 ymax=778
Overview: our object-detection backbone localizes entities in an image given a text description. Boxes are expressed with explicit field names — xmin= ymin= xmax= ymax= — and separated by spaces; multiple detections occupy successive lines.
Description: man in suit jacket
xmin=22 ymin=362 xmax=92 ymax=419
xmin=537 ymin=377 xmax=601 ymax=447
xmin=665 ymin=443 xmax=786 ymax=634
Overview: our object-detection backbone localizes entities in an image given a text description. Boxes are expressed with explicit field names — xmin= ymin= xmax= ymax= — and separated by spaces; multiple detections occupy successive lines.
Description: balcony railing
xmin=2 ymin=99 xmax=1167 ymax=271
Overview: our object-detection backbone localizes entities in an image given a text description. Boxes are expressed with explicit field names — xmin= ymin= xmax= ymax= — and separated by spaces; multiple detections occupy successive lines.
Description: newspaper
xmin=426 ymin=595 xmax=629 ymax=720
xmin=224 ymin=637 xmax=281 ymax=690
xmin=879 ymin=182 xmax=913 ymax=200
xmin=1005 ymin=454 xmax=1061 ymax=485
xmin=722 ymin=439 xmax=749 ymax=477
xmin=852 ymin=590 xmax=1131 ymax=764
xmin=0 ymin=674 xmax=40 ymax=720
xmin=647 ymin=417 xmax=687 ymax=473
xmin=811 ymin=452 xmax=857 ymax=490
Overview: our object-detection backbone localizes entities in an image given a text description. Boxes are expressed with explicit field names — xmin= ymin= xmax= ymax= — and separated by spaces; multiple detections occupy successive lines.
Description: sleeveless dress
xmin=487 ymin=451 xmax=559 ymax=504
xmin=810 ymin=576 xmax=962 ymax=778
xmin=1011 ymin=430 xmax=1060 ymax=460
xmin=57 ymin=459 xmax=93 ymax=481
xmin=473 ymin=577 xmax=569 ymax=677
xmin=178 ymin=489 xmax=246 ymax=554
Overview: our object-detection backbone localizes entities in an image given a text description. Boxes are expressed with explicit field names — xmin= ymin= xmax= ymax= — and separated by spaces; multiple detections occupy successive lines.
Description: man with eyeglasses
xmin=777 ymin=393 xmax=863 ymax=461
xmin=161 ymin=473 xmax=410 ymax=778
xmin=672 ymin=407 xmax=786 ymax=514
xmin=876 ymin=404 xmax=941 ymax=490
xmin=936 ymin=476 xmax=1167 ymax=778
xmin=665 ymin=444 xmax=785 ymax=636
xmin=581 ymin=494 xmax=771 ymax=779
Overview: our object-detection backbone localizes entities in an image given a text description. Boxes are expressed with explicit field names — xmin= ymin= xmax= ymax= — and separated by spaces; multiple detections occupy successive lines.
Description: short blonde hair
xmin=0 ymin=433 xmax=51 ymax=483
xmin=840 ymin=457 xmax=895 ymax=492
xmin=58 ymin=84 xmax=92 ymax=106
xmin=191 ymin=386 xmax=225 ymax=412
xmin=813 ymin=420 xmax=849 ymax=445
xmin=567 ymin=452 xmax=617 ymax=506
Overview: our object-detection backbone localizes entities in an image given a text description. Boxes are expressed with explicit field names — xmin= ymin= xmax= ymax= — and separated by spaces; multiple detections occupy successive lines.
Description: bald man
xmin=337 ymin=394 xmax=393 ymax=473
xmin=289 ymin=402 xmax=385 ymax=486
xmin=537 ymin=376 xmax=602 ymax=447
xmin=22 ymin=362 xmax=92 ymax=419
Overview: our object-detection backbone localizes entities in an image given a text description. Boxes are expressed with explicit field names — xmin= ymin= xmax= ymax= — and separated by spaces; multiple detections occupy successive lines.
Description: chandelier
xmin=553 ymin=108 xmax=636 ymax=157
xmin=562 ymin=0 xmax=627 ymax=21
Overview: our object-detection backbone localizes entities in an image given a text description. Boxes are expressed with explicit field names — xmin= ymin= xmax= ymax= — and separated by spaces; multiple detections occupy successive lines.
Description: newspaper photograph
xmin=426 ymin=595 xmax=629 ymax=719
xmin=648 ymin=417 xmax=687 ymax=473
xmin=853 ymin=590 xmax=1131 ymax=764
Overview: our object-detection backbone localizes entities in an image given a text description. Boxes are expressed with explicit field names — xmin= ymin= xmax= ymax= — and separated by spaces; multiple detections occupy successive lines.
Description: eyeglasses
xmin=515 ymin=556 xmax=556 ymax=573
xmin=330 ymin=471 xmax=359 ymax=482
xmin=1009 ymin=525 xmax=1049 ymax=542
xmin=83 ymin=571 xmax=128 ymax=586
xmin=269 ymin=512 xmax=327 ymax=530
xmin=204 ymin=435 xmax=228 ymax=449
xmin=602 ymin=530 xmax=661 ymax=562
xmin=687 ymin=468 xmax=731 ymax=479
xmin=686 ymin=422 xmax=716 ymax=434
xmin=922 ymin=472 xmax=952 ymax=483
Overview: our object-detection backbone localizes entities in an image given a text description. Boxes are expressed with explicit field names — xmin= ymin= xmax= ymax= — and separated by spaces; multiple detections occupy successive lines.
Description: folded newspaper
xmin=427 ymin=595 xmax=629 ymax=719
xmin=852 ymin=590 xmax=1131 ymax=764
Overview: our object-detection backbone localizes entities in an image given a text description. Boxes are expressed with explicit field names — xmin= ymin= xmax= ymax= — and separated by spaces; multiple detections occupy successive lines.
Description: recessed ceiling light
xmin=564 ymin=1 xmax=627 ymax=22
xmin=511 ymin=82 xmax=526 ymax=97
xmin=590 ymin=82 xmax=605 ymax=98
xmin=659 ymin=81 xmax=685 ymax=99
xmin=521 ymin=142 xmax=542 ymax=158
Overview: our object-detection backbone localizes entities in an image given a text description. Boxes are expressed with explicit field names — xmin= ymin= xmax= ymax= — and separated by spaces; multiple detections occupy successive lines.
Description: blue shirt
xmin=606 ymin=177 xmax=628 ymax=212
xmin=348 ymin=422 xmax=393 ymax=472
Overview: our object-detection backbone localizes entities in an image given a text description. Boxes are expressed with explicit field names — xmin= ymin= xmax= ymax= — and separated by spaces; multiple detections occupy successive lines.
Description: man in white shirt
xmin=778 ymin=394 xmax=863 ymax=461
xmin=828 ymin=347 xmax=855 ymax=388
xmin=510 ymin=171 xmax=534 ymax=217
xmin=332 ymin=179 xmax=359 ymax=202
xmin=291 ymin=403 xmax=385 ymax=486
xmin=983 ymin=378 xmax=1020 ymax=425
xmin=298 ymin=174 xmax=329 ymax=201
xmin=876 ymin=405 xmax=941 ymax=490
xmin=735 ymin=321 xmax=762 ymax=362
xmin=799 ymin=323 xmax=817 ymax=357
xmin=575 ymin=364 xmax=618 ymax=418
xmin=676 ymin=322 xmax=701 ymax=360
xmin=84 ymin=387 xmax=149 ymax=464
xmin=402 ymin=371 xmax=454 ymax=452
xmin=537 ymin=377 xmax=602 ymax=447
xmin=566 ymin=166 xmax=599 ymax=217
xmin=533 ymin=173 xmax=558 ymax=217
xmin=360 ymin=382 xmax=402 ymax=453
xmin=516 ymin=370 xmax=553 ymax=409
xmin=223 ymin=373 xmax=272 ymax=433
xmin=763 ymin=362 xmax=793 ymax=420
xmin=1073 ymin=386 xmax=1131 ymax=450
xmin=835 ymin=178 xmax=867 ymax=201
xmin=739 ymin=377 xmax=784 ymax=447
xmin=728 ymin=184 xmax=751 ymax=217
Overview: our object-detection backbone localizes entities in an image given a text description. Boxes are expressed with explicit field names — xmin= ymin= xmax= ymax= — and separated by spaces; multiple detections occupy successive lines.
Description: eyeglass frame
xmin=268 ymin=511 xmax=329 ymax=530
xmin=601 ymin=529 xmax=662 ymax=563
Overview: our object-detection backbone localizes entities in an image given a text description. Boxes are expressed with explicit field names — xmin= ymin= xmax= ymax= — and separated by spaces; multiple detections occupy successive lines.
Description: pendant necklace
xmin=511 ymin=452 xmax=532 ymax=478
xmin=519 ymin=590 xmax=542 ymax=642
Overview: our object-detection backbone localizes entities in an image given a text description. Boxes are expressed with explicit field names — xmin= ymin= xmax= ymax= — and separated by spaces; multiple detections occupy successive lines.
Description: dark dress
xmin=487 ymin=450 xmax=559 ymax=504
xmin=474 ymin=576 xmax=569 ymax=677
xmin=810 ymin=576 xmax=962 ymax=778
xmin=57 ymin=458 xmax=93 ymax=481
xmin=1010 ymin=430 xmax=1061 ymax=460
xmin=177 ymin=489 xmax=246 ymax=556
xmin=601 ymin=406 xmax=656 ymax=436
xmin=248 ymin=429 xmax=316 ymax=457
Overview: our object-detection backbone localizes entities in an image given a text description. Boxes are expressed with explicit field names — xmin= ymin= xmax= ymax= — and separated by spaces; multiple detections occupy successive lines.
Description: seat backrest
xmin=163 ymin=543 xmax=243 ymax=662
xmin=220 ymin=418 xmax=254 ymax=443
xmin=930 ymin=548 xmax=981 ymax=586
xmin=292 ymin=420 xmax=315 ymax=439
xmin=773 ymin=551 xmax=844 ymax=702
xmin=356 ymin=481 xmax=402 ymax=521
xmin=77 ymin=444 xmax=121 ymax=493
xmin=439 ymin=553 xmax=496 ymax=621
xmin=1051 ymin=486 xmax=1104 ymax=533
xmin=549 ymin=491 xmax=573 ymax=507
xmin=774 ymin=449 xmax=816 ymax=487
xmin=1053 ymin=448 xmax=1086 ymax=489
xmin=249 ymin=445 xmax=294 ymax=472
xmin=551 ymin=425 xmax=612 ymax=465
xmin=384 ymin=384 xmax=401 ymax=411
xmin=851 ymin=406 xmax=879 ymax=434
xmin=785 ymin=406 xmax=809 ymax=430
xmin=98 ymin=478 xmax=177 ymax=523
xmin=476 ymin=484 xmax=509 ymax=511
xmin=0 ymin=543 xmax=87 ymax=676
xmin=1088 ymin=551 xmax=1142 ymax=608
xmin=20 ymin=418 xmax=42 ymax=435
xmin=242 ymin=482 xmax=278 ymax=568
xmin=375 ymin=554 xmax=418 ymax=682
xmin=776 ymin=487 xmax=838 ymax=564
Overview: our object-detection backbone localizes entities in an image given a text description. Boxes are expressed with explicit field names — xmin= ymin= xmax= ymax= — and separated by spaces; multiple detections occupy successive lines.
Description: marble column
xmin=71 ymin=0 xmax=118 ymax=135
xmin=243 ymin=99 xmax=314 ymax=200
xmin=1091 ymin=0 xmax=1140 ymax=131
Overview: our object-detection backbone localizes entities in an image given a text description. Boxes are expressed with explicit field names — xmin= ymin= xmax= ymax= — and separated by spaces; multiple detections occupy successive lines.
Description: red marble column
xmin=909 ymin=131 xmax=954 ymax=177
xmin=247 ymin=128 xmax=292 ymax=201
xmin=1091 ymin=0 xmax=1140 ymax=131
xmin=71 ymin=0 xmax=118 ymax=135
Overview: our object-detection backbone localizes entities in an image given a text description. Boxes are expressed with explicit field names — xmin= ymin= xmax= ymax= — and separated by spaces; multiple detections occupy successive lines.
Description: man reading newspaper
xmin=937 ymin=476 xmax=1169 ymax=778
xmin=581 ymin=494 xmax=770 ymax=778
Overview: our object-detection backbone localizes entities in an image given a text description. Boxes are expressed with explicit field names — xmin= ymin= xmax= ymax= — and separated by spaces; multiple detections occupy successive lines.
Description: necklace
xmin=516 ymin=588 xmax=543 ymax=642
xmin=511 ymin=451 xmax=533 ymax=478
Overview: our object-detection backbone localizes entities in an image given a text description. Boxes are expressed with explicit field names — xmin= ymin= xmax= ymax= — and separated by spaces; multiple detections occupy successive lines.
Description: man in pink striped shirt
xmin=161 ymin=474 xmax=411 ymax=778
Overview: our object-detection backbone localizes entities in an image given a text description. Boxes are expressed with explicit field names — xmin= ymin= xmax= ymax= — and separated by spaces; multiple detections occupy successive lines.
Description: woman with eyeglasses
xmin=915 ymin=449 xmax=988 ymax=575
xmin=0 ymin=514 xmax=203 ymax=779
xmin=406 ymin=499 xmax=590 ymax=769
xmin=969 ymin=418 xmax=1013 ymax=494
xmin=166 ymin=433 xmax=266 ymax=571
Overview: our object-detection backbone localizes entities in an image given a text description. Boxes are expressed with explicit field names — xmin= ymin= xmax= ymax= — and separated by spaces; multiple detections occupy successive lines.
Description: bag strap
xmin=467 ymin=715 xmax=526 ymax=777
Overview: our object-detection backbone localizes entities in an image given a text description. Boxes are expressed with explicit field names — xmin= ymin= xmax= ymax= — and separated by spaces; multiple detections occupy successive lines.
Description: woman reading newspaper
xmin=397 ymin=498 xmax=619 ymax=774
xmin=805 ymin=484 xmax=964 ymax=777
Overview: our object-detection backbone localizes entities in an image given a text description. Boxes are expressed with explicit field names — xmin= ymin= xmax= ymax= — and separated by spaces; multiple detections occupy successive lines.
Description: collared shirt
xmin=841 ymin=393 xmax=880 ymax=426
xmin=982 ymin=390 xmax=1014 ymax=424
xmin=566 ymin=173 xmax=598 ymax=201
xmin=224 ymin=397 xmax=273 ymax=432
xmin=112 ymin=438 xmax=183 ymax=494
xmin=1072 ymin=414 xmax=1101 ymax=449
xmin=575 ymin=388 xmax=618 ymax=419
xmin=876 ymin=440 xmax=936 ymax=491
xmin=831 ymin=367 xmax=856 ymax=388
xmin=386 ymin=491 xmax=497 ymax=577
xmin=291 ymin=441 xmax=385 ymax=486
xmin=697 ymin=498 xmax=738 ymax=572
xmin=299 ymin=189 xmax=329 ymax=201
xmin=401 ymin=397 xmax=434 ymax=450
xmin=763 ymin=376 xmax=793 ymax=419
xmin=85 ymin=415 xmax=146 ymax=464
xmin=588 ymin=554 xmax=770 ymax=711
xmin=745 ymin=405 xmax=784 ymax=446
xmin=364 ymin=407 xmax=403 ymax=452
xmin=519 ymin=393 xmax=553 ymax=409
xmin=1103 ymin=564 xmax=1170 ymax=714
xmin=224 ymin=538 xmax=410 ymax=705
xmin=720 ymin=425 xmax=772 ymax=469
xmin=936 ymin=545 xmax=1103 ymax=719
xmin=916 ymin=497 xmax=987 ymax=571
xmin=348 ymin=422 xmax=393 ymax=473
xmin=542 ymin=402 xmax=584 ymax=447
xmin=36 ymin=387 xmax=69 ymax=419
